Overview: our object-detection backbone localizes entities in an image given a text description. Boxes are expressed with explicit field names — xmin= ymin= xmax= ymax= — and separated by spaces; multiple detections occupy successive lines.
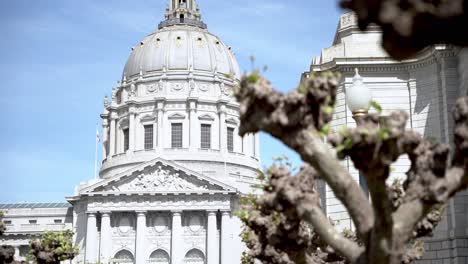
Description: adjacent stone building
xmin=306 ymin=12 xmax=468 ymax=264
xmin=0 ymin=1 xmax=260 ymax=263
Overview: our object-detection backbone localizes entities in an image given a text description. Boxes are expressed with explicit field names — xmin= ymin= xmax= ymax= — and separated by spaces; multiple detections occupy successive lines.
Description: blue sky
xmin=0 ymin=0 xmax=343 ymax=202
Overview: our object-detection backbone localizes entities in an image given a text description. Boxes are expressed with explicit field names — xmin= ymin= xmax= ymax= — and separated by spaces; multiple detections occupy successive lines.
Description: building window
xmin=171 ymin=123 xmax=183 ymax=148
xmin=29 ymin=220 xmax=37 ymax=224
xmin=54 ymin=219 xmax=62 ymax=224
xmin=3 ymin=220 xmax=11 ymax=225
xmin=144 ymin=125 xmax=154 ymax=150
xmin=123 ymin=128 xmax=129 ymax=151
xmin=227 ymin=127 xmax=234 ymax=152
xmin=200 ymin=124 xmax=211 ymax=149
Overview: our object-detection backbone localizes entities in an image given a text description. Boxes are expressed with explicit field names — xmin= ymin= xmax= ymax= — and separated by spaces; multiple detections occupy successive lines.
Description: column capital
xmin=110 ymin=112 xmax=119 ymax=120
xmin=136 ymin=210 xmax=147 ymax=216
xmin=171 ymin=210 xmax=183 ymax=216
xmin=220 ymin=210 xmax=231 ymax=216
xmin=218 ymin=103 xmax=227 ymax=114
xmin=100 ymin=211 xmax=112 ymax=217
xmin=206 ymin=210 xmax=217 ymax=216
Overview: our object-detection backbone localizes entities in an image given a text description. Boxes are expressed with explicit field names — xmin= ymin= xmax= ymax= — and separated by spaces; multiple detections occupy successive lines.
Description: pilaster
xmin=109 ymin=113 xmax=117 ymax=157
xmin=189 ymin=100 xmax=197 ymax=150
xmin=157 ymin=100 xmax=165 ymax=151
xmin=129 ymin=104 xmax=136 ymax=152
xmin=102 ymin=119 xmax=109 ymax=161
xmin=218 ymin=104 xmax=227 ymax=153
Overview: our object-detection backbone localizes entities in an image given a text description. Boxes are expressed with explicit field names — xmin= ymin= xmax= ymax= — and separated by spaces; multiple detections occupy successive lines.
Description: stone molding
xmin=82 ymin=157 xmax=237 ymax=195
xmin=85 ymin=193 xmax=232 ymax=213
xmin=312 ymin=46 xmax=457 ymax=74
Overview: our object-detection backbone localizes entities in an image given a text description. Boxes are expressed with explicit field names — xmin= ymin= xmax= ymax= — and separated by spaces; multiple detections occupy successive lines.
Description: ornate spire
xmin=158 ymin=0 xmax=207 ymax=29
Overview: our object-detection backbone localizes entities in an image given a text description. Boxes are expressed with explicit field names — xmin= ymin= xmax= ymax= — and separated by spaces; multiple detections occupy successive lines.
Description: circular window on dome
xmin=153 ymin=216 xmax=168 ymax=233
xmin=189 ymin=215 xmax=203 ymax=232
xmin=118 ymin=216 xmax=132 ymax=233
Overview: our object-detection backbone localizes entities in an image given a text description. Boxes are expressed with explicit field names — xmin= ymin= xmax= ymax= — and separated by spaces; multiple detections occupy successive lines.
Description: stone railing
xmin=158 ymin=18 xmax=207 ymax=29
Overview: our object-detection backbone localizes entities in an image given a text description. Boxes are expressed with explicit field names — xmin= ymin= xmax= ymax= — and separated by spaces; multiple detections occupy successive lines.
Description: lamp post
xmin=346 ymin=68 xmax=372 ymax=124
xmin=345 ymin=68 xmax=371 ymax=198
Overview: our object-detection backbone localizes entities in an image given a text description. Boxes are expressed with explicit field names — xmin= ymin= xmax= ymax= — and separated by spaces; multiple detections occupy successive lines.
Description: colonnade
xmin=102 ymin=103 xmax=259 ymax=160
xmin=85 ymin=210 xmax=231 ymax=264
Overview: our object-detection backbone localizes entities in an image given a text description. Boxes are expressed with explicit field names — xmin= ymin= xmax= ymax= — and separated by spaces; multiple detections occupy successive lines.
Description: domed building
xmin=0 ymin=1 xmax=260 ymax=264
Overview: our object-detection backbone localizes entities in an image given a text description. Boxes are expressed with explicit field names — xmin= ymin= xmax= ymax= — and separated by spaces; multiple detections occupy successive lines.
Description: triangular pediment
xmin=80 ymin=158 xmax=237 ymax=195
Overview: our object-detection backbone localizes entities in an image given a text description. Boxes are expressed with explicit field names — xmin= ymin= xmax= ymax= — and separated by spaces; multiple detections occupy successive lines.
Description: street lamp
xmin=346 ymin=68 xmax=372 ymax=122
xmin=345 ymin=68 xmax=371 ymax=197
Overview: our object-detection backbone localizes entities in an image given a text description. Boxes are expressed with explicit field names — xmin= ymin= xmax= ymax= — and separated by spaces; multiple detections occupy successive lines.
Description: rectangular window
xmin=29 ymin=220 xmax=37 ymax=224
xmin=171 ymin=123 xmax=183 ymax=148
xmin=3 ymin=220 xmax=11 ymax=225
xmin=227 ymin=127 xmax=234 ymax=152
xmin=54 ymin=219 xmax=62 ymax=224
xmin=200 ymin=124 xmax=211 ymax=149
xmin=123 ymin=128 xmax=129 ymax=151
xmin=144 ymin=125 xmax=154 ymax=150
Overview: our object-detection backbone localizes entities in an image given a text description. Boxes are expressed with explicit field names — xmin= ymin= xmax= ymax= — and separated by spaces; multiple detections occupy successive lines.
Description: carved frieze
xmin=199 ymin=83 xmax=209 ymax=92
xmin=171 ymin=82 xmax=185 ymax=92
xmin=147 ymin=83 xmax=158 ymax=93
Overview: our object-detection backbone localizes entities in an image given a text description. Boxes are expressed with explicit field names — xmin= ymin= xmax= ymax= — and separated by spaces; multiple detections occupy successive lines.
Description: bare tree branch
xmin=235 ymin=75 xmax=374 ymax=242
xmin=340 ymin=0 xmax=468 ymax=59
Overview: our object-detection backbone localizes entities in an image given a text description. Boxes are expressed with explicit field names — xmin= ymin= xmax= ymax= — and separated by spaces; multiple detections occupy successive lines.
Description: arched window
xmin=113 ymin=249 xmax=134 ymax=264
xmin=184 ymin=249 xmax=205 ymax=264
xmin=149 ymin=249 xmax=170 ymax=264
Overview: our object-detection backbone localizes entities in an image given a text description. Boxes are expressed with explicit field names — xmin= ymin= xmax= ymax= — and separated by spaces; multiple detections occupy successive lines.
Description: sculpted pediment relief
xmin=198 ymin=114 xmax=215 ymax=121
xmin=168 ymin=113 xmax=186 ymax=120
xmin=102 ymin=165 xmax=217 ymax=192
xmin=81 ymin=158 xmax=237 ymax=195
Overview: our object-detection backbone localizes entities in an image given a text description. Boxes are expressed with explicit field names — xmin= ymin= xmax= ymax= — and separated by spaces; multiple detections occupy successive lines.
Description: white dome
xmin=123 ymin=25 xmax=241 ymax=80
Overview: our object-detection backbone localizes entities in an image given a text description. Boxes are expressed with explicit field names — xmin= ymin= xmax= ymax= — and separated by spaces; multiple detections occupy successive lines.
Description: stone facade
xmin=306 ymin=12 xmax=468 ymax=264
xmin=0 ymin=1 xmax=260 ymax=263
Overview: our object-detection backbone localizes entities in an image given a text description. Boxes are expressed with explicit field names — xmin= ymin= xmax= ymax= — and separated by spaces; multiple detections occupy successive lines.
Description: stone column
xmin=129 ymin=106 xmax=136 ymax=152
xmin=218 ymin=104 xmax=227 ymax=152
xmin=99 ymin=212 xmax=112 ymax=263
xmin=85 ymin=212 xmax=98 ymax=263
xmin=157 ymin=102 xmax=165 ymax=151
xmin=171 ymin=211 xmax=182 ymax=264
xmin=102 ymin=120 xmax=109 ymax=161
xmin=220 ymin=211 xmax=231 ymax=264
xmin=14 ymin=246 xmax=19 ymax=260
xmin=135 ymin=211 xmax=147 ymax=264
xmin=189 ymin=100 xmax=197 ymax=150
xmin=109 ymin=115 xmax=117 ymax=157
xmin=207 ymin=210 xmax=218 ymax=264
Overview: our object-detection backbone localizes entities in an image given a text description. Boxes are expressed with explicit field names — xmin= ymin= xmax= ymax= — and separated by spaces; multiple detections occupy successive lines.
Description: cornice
xmin=84 ymin=157 xmax=239 ymax=194
xmin=311 ymin=45 xmax=457 ymax=73
xmin=123 ymin=71 xmax=237 ymax=90
xmin=82 ymin=190 xmax=235 ymax=197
